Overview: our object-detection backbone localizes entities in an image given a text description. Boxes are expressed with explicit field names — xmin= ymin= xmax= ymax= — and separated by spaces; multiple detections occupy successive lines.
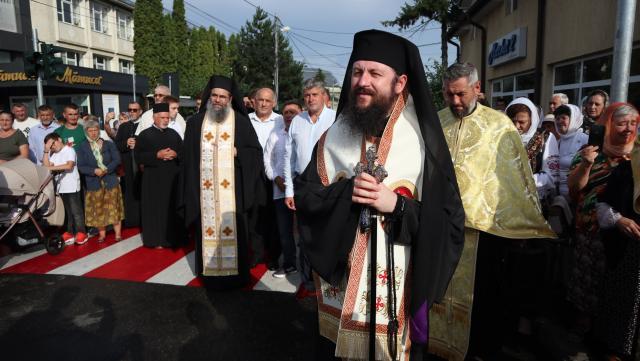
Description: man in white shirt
xmin=248 ymin=87 xmax=283 ymax=269
xmin=165 ymin=95 xmax=185 ymax=139
xmin=135 ymin=85 xmax=186 ymax=136
xmin=263 ymin=100 xmax=303 ymax=278
xmin=12 ymin=103 xmax=39 ymax=138
xmin=28 ymin=105 xmax=60 ymax=165
xmin=283 ymin=79 xmax=336 ymax=297
xmin=248 ymin=87 xmax=283 ymax=149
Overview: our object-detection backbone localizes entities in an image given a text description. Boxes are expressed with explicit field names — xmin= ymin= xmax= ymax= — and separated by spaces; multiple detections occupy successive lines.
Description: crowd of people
xmin=1 ymin=29 xmax=640 ymax=361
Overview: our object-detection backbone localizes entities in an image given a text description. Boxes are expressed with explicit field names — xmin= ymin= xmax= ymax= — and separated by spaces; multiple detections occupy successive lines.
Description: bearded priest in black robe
xmin=180 ymin=75 xmax=265 ymax=290
xmin=294 ymin=30 xmax=465 ymax=360
xmin=135 ymin=103 xmax=183 ymax=248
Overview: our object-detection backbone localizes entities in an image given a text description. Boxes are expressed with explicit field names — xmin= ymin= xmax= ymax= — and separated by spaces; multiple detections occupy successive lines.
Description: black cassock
xmin=180 ymin=111 xmax=265 ymax=290
xmin=115 ymin=121 xmax=141 ymax=227
xmin=135 ymin=126 xmax=183 ymax=247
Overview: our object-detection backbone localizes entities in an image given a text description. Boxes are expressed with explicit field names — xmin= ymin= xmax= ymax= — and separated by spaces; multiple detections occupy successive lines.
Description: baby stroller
xmin=0 ymin=158 xmax=66 ymax=254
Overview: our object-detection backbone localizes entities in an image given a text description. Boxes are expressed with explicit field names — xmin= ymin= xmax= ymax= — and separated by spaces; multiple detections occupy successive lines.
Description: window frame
xmin=119 ymin=59 xmax=133 ymax=74
xmin=90 ymin=1 xmax=109 ymax=34
xmin=117 ymin=11 xmax=133 ymax=41
xmin=93 ymin=55 xmax=108 ymax=71
xmin=57 ymin=0 xmax=81 ymax=26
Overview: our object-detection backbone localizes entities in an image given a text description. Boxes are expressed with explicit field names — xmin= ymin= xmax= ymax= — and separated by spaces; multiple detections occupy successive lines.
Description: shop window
xmin=553 ymin=49 xmax=639 ymax=107
xmin=119 ymin=60 xmax=133 ymax=74
xmin=91 ymin=1 xmax=109 ymax=34
xmin=57 ymin=0 xmax=81 ymax=26
xmin=582 ymin=55 xmax=612 ymax=83
xmin=491 ymin=73 xmax=534 ymax=108
xmin=492 ymin=80 xmax=502 ymax=93
xmin=503 ymin=77 xmax=514 ymax=92
xmin=554 ymin=62 xmax=580 ymax=86
xmin=117 ymin=11 xmax=133 ymax=41
xmin=93 ymin=55 xmax=108 ymax=71
xmin=516 ymin=73 xmax=535 ymax=91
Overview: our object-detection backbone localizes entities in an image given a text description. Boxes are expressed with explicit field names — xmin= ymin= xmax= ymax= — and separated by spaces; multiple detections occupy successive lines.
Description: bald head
xmin=254 ymin=88 xmax=276 ymax=120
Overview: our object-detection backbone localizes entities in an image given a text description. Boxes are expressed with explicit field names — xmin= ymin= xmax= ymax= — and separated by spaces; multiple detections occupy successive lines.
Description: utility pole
xmin=32 ymin=28 xmax=44 ymax=106
xmin=132 ymin=67 xmax=137 ymax=101
xmin=610 ymin=0 xmax=637 ymax=102
xmin=274 ymin=15 xmax=280 ymax=105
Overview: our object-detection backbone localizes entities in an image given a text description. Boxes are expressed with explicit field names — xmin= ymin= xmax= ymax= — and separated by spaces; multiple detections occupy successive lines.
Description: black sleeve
xmin=387 ymin=197 xmax=421 ymax=246
xmin=114 ymin=123 xmax=131 ymax=154
xmin=294 ymin=145 xmax=360 ymax=286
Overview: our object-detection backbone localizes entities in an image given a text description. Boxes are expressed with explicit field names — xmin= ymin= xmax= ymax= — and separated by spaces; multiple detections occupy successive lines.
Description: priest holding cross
xmin=294 ymin=30 xmax=465 ymax=360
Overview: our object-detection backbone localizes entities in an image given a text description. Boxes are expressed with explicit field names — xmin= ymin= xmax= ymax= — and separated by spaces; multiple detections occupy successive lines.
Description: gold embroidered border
xmin=199 ymin=111 xmax=239 ymax=276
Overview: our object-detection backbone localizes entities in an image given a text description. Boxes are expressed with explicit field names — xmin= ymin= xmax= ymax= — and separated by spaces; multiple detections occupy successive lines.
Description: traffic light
xmin=40 ymin=43 xmax=65 ymax=79
xmin=23 ymin=51 xmax=43 ymax=78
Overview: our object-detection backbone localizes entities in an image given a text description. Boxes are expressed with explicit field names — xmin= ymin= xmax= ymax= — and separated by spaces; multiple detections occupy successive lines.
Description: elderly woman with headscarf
xmin=76 ymin=120 xmax=124 ymax=243
xmin=554 ymin=104 xmax=589 ymax=198
xmin=506 ymin=97 xmax=560 ymax=201
xmin=591 ymin=103 xmax=640 ymax=361
xmin=567 ymin=102 xmax=638 ymax=337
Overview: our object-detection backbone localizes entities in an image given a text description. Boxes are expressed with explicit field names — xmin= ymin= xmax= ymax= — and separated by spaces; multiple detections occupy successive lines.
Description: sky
xmin=161 ymin=0 xmax=456 ymax=85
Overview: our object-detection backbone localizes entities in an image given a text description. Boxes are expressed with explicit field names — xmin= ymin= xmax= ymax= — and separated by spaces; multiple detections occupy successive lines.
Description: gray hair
xmin=83 ymin=119 xmax=100 ymax=135
xmin=154 ymin=85 xmax=170 ymax=95
xmin=443 ymin=62 xmax=479 ymax=84
xmin=303 ymin=79 xmax=326 ymax=93
xmin=552 ymin=93 xmax=569 ymax=104
xmin=613 ymin=104 xmax=639 ymax=120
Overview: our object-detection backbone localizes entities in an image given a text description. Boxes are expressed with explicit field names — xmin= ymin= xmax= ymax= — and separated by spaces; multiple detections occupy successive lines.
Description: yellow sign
xmin=0 ymin=67 xmax=103 ymax=85
xmin=0 ymin=70 xmax=33 ymax=81
xmin=55 ymin=67 xmax=103 ymax=85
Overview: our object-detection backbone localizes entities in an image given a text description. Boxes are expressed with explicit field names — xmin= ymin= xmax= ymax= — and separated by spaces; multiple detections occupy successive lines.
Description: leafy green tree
xmin=383 ymin=0 xmax=462 ymax=69
xmin=232 ymin=8 xmax=303 ymax=103
xmin=159 ymin=13 xmax=177 ymax=73
xmin=172 ymin=0 xmax=190 ymax=89
xmin=424 ymin=59 xmax=445 ymax=110
xmin=133 ymin=0 xmax=166 ymax=85
xmin=313 ymin=69 xmax=326 ymax=83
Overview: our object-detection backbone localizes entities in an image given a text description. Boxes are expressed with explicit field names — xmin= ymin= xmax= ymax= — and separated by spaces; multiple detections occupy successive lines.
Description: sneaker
xmin=62 ymin=232 xmax=75 ymax=245
xmin=75 ymin=232 xmax=88 ymax=245
xmin=273 ymin=266 xmax=298 ymax=278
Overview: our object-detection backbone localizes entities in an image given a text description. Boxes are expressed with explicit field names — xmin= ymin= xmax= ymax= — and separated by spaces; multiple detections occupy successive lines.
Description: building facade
xmin=0 ymin=0 xmax=148 ymax=118
xmin=450 ymin=0 xmax=640 ymax=111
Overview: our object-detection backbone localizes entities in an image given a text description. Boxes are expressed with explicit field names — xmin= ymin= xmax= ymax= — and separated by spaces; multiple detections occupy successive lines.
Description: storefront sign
xmin=488 ymin=27 xmax=527 ymax=67
xmin=0 ymin=70 xmax=33 ymax=81
xmin=56 ymin=67 xmax=103 ymax=85
xmin=0 ymin=67 xmax=102 ymax=85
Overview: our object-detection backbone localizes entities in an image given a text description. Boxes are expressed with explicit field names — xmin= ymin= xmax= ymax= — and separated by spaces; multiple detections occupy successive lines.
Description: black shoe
xmin=273 ymin=266 xmax=298 ymax=278
xmin=267 ymin=262 xmax=279 ymax=271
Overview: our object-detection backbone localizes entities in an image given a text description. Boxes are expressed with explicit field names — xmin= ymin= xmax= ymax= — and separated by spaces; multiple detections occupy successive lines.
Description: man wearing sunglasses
xmin=114 ymin=101 xmax=144 ymax=227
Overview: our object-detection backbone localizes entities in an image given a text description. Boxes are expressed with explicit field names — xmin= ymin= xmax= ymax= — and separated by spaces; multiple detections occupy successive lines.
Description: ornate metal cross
xmin=354 ymin=144 xmax=388 ymax=232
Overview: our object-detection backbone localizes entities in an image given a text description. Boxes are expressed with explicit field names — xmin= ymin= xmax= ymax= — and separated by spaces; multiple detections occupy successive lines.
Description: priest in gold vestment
xmin=428 ymin=63 xmax=556 ymax=360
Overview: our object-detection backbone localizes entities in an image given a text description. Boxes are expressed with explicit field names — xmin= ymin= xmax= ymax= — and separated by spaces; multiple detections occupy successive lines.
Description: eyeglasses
xmin=128 ymin=108 xmax=140 ymax=112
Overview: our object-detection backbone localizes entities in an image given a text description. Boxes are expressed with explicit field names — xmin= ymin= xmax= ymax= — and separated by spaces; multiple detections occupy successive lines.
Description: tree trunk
xmin=441 ymin=20 xmax=448 ymax=69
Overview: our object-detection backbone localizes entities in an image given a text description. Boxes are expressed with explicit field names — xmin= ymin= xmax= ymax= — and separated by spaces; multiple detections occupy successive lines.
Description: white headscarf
xmin=506 ymin=97 xmax=540 ymax=144
xmin=556 ymin=104 xmax=583 ymax=139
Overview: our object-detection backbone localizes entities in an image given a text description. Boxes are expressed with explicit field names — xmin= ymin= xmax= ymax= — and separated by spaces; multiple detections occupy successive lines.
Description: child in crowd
xmin=42 ymin=132 xmax=87 ymax=245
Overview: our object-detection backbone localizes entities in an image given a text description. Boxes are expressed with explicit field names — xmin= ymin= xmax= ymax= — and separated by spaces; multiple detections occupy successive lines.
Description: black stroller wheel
xmin=45 ymin=234 xmax=64 ymax=255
